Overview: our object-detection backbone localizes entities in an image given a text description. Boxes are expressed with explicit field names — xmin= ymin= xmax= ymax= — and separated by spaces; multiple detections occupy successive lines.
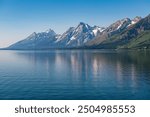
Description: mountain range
xmin=8 ymin=14 xmax=150 ymax=50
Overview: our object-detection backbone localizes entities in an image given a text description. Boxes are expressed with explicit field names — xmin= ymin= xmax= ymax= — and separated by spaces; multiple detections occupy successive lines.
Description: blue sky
xmin=0 ymin=0 xmax=150 ymax=47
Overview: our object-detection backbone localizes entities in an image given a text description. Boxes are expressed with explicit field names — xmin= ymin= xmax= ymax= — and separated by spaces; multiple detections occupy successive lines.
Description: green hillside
xmin=119 ymin=31 xmax=150 ymax=49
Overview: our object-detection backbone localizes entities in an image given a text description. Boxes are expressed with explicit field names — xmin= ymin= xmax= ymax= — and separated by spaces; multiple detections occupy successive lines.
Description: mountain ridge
xmin=7 ymin=14 xmax=150 ymax=50
xmin=88 ymin=14 xmax=150 ymax=49
xmin=8 ymin=22 xmax=105 ymax=49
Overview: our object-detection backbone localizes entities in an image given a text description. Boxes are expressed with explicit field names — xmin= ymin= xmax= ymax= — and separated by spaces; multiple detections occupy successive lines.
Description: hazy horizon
xmin=0 ymin=0 xmax=150 ymax=48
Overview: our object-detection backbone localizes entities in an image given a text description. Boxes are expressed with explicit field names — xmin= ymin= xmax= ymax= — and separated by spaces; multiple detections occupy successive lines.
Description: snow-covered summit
xmin=56 ymin=22 xmax=105 ymax=47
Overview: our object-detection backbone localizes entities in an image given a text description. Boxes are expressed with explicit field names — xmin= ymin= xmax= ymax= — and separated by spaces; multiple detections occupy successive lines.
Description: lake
xmin=0 ymin=50 xmax=150 ymax=100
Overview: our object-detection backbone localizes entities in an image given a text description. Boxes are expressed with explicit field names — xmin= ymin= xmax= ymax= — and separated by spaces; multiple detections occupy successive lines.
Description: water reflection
xmin=0 ymin=50 xmax=150 ymax=99
xmin=15 ymin=50 xmax=150 ymax=83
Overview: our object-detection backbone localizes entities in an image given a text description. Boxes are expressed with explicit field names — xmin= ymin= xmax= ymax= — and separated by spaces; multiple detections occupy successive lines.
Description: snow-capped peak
xmin=45 ymin=29 xmax=56 ymax=35
xmin=126 ymin=16 xmax=142 ymax=27
xmin=106 ymin=18 xmax=131 ymax=33
xmin=92 ymin=26 xmax=105 ymax=36
xmin=75 ymin=22 xmax=91 ymax=33
xmin=78 ymin=22 xmax=89 ymax=27
xmin=131 ymin=16 xmax=142 ymax=24
xmin=54 ymin=22 xmax=105 ymax=47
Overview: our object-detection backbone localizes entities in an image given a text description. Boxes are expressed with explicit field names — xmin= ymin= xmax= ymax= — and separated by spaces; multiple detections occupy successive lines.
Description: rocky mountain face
xmin=56 ymin=22 xmax=105 ymax=47
xmin=87 ymin=16 xmax=142 ymax=46
xmin=8 ymin=22 xmax=105 ymax=49
xmin=9 ymin=29 xmax=58 ymax=49
xmin=89 ymin=14 xmax=150 ymax=49
xmin=8 ymin=14 xmax=150 ymax=50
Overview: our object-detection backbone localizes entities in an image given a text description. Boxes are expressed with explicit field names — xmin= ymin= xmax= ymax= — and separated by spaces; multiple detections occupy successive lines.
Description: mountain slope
xmin=120 ymin=30 xmax=150 ymax=49
xmin=86 ymin=16 xmax=142 ymax=47
xmin=8 ymin=22 xmax=105 ymax=49
xmin=94 ymin=14 xmax=150 ymax=49
xmin=8 ymin=29 xmax=58 ymax=49
xmin=57 ymin=22 xmax=105 ymax=47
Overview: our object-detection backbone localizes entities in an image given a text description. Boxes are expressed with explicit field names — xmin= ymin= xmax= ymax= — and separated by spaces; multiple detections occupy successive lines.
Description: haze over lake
xmin=0 ymin=50 xmax=150 ymax=100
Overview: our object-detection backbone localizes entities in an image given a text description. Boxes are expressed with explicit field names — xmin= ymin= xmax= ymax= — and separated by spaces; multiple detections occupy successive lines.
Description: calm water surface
xmin=0 ymin=50 xmax=150 ymax=100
